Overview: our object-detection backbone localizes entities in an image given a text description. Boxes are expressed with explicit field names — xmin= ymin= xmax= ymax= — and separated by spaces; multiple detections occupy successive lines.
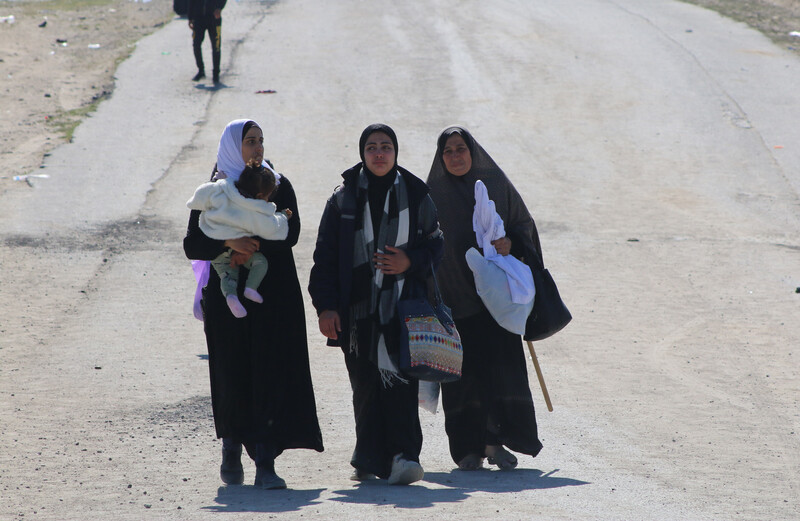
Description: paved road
xmin=2 ymin=0 xmax=798 ymax=519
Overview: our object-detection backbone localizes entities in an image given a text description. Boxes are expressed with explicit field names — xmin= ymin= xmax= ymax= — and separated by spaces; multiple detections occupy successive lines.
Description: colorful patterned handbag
xmin=397 ymin=266 xmax=463 ymax=383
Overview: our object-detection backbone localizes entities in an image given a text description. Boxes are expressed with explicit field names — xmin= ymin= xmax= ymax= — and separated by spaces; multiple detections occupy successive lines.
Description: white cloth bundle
xmin=186 ymin=178 xmax=288 ymax=242
xmin=466 ymin=180 xmax=535 ymax=334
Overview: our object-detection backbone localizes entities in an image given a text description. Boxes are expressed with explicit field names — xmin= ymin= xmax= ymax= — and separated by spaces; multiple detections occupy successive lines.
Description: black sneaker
xmin=213 ymin=72 xmax=220 ymax=84
xmin=254 ymin=468 xmax=286 ymax=489
xmin=192 ymin=71 xmax=206 ymax=81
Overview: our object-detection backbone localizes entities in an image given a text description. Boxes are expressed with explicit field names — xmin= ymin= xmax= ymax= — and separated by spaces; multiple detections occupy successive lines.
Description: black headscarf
xmin=358 ymin=124 xmax=399 ymax=231
xmin=435 ymin=126 xmax=475 ymax=170
xmin=427 ymin=126 xmax=543 ymax=319
xmin=359 ymin=123 xmax=399 ymax=169
xmin=242 ymin=120 xmax=259 ymax=141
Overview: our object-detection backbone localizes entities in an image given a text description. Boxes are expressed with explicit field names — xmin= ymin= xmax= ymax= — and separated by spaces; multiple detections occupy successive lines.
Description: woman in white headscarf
xmin=184 ymin=119 xmax=323 ymax=489
xmin=427 ymin=126 xmax=543 ymax=471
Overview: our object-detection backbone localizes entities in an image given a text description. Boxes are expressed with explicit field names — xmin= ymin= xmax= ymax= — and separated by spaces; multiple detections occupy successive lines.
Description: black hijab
xmin=358 ymin=124 xmax=399 ymax=232
xmin=242 ymin=120 xmax=259 ymax=141
xmin=359 ymin=123 xmax=399 ymax=168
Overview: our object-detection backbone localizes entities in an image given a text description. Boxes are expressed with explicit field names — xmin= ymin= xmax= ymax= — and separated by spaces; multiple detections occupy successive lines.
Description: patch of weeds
xmin=19 ymin=0 xmax=115 ymax=14
xmin=47 ymin=91 xmax=111 ymax=142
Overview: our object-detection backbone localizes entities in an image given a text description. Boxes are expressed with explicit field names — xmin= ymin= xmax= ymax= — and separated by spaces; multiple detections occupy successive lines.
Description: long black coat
xmin=307 ymin=164 xmax=444 ymax=350
xmin=184 ymin=175 xmax=323 ymax=455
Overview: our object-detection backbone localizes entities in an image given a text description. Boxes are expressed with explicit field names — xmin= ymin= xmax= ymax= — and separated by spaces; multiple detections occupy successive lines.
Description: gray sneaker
xmin=387 ymin=454 xmax=423 ymax=485
xmin=350 ymin=468 xmax=377 ymax=481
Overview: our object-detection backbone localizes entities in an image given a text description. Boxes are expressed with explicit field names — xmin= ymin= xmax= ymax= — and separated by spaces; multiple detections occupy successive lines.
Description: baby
xmin=187 ymin=159 xmax=292 ymax=318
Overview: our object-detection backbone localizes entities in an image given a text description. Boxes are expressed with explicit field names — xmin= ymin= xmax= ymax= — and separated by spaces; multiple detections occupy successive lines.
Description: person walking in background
xmin=188 ymin=0 xmax=226 ymax=83
xmin=308 ymin=124 xmax=443 ymax=485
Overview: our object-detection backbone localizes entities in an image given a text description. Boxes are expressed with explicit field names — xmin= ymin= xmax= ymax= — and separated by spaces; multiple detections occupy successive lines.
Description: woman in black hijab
xmin=309 ymin=124 xmax=443 ymax=485
xmin=427 ymin=126 xmax=543 ymax=471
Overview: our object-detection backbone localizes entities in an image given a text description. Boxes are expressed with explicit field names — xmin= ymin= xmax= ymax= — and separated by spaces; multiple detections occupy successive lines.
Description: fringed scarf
xmin=349 ymin=167 xmax=411 ymax=386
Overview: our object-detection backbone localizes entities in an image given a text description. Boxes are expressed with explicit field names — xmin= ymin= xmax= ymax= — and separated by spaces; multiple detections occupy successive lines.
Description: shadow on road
xmin=330 ymin=479 xmax=470 ymax=509
xmin=203 ymin=485 xmax=325 ymax=513
xmin=328 ymin=468 xmax=589 ymax=509
xmin=425 ymin=468 xmax=590 ymax=492
xmin=200 ymin=469 xmax=588 ymax=512
xmin=194 ymin=82 xmax=228 ymax=91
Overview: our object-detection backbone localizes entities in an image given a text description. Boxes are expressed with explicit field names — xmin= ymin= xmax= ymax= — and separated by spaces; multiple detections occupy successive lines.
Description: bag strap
xmin=429 ymin=260 xmax=444 ymax=305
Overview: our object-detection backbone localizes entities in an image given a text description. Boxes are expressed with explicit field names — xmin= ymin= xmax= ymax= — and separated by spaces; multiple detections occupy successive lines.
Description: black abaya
xmin=343 ymin=347 xmax=422 ymax=479
xmin=184 ymin=175 xmax=323 ymax=455
xmin=441 ymin=311 xmax=542 ymax=464
xmin=427 ymin=126 xmax=544 ymax=465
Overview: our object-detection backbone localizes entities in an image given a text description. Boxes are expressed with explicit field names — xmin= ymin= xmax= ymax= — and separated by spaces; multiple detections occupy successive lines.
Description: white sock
xmin=243 ymin=287 xmax=263 ymax=303
xmin=226 ymin=295 xmax=247 ymax=318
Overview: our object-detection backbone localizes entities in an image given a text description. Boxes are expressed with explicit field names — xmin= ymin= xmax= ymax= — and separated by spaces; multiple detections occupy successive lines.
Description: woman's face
xmin=241 ymin=126 xmax=264 ymax=165
xmin=441 ymin=133 xmax=472 ymax=177
xmin=363 ymin=131 xmax=396 ymax=177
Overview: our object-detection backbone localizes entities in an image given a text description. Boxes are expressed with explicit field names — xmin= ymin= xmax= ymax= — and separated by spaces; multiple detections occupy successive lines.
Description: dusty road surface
xmin=1 ymin=0 xmax=799 ymax=519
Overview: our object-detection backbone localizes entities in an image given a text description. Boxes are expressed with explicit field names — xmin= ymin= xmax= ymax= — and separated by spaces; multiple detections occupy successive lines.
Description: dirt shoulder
xmin=681 ymin=0 xmax=800 ymax=52
xmin=1 ymin=0 xmax=798 ymax=519
xmin=0 ymin=0 xmax=798 ymax=188
xmin=0 ymin=0 xmax=174 ymax=183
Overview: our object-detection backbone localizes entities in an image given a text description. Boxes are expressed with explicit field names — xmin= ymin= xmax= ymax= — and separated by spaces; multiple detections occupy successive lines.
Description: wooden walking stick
xmin=526 ymin=340 xmax=553 ymax=412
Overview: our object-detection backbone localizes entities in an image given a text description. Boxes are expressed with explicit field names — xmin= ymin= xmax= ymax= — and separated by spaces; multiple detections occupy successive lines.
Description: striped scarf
xmin=350 ymin=168 xmax=411 ymax=385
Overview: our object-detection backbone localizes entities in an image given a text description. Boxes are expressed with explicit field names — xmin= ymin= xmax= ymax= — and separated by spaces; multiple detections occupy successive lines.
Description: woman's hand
xmin=225 ymin=237 xmax=259 ymax=267
xmin=491 ymin=237 xmax=512 ymax=256
xmin=229 ymin=252 xmax=251 ymax=267
xmin=374 ymin=246 xmax=411 ymax=275
xmin=225 ymin=237 xmax=259 ymax=255
xmin=319 ymin=310 xmax=341 ymax=340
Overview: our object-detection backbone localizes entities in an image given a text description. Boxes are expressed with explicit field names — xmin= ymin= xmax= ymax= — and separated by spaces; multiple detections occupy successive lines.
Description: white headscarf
xmin=215 ymin=119 xmax=281 ymax=184
xmin=191 ymin=119 xmax=281 ymax=322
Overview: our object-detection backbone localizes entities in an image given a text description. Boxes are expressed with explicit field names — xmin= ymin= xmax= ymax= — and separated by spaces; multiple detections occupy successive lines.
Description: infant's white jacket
xmin=186 ymin=178 xmax=289 ymax=241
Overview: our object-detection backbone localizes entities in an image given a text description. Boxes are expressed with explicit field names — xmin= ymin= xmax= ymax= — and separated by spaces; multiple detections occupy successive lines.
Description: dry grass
xmin=0 ymin=0 xmax=174 ymax=180
xmin=1 ymin=0 xmax=798 ymax=181
xmin=680 ymin=0 xmax=800 ymax=55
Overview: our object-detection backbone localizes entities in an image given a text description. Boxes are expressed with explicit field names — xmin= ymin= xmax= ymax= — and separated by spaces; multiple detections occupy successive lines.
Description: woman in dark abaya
xmin=308 ymin=124 xmax=443 ymax=485
xmin=426 ymin=126 xmax=543 ymax=471
xmin=184 ymin=119 xmax=323 ymax=489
